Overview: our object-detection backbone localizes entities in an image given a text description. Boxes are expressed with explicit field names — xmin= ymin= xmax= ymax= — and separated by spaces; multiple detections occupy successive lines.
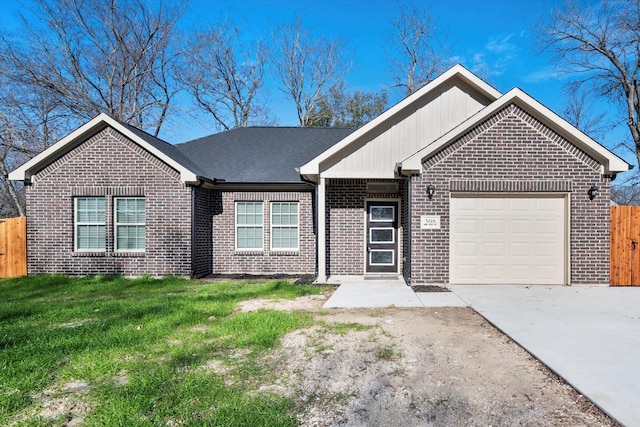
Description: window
xmin=115 ymin=198 xmax=146 ymax=251
xmin=236 ymin=202 xmax=263 ymax=250
xmin=271 ymin=202 xmax=299 ymax=250
xmin=75 ymin=197 xmax=106 ymax=251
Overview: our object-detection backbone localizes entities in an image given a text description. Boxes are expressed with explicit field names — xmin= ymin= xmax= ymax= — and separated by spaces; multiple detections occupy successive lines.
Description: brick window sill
xmin=233 ymin=251 xmax=300 ymax=257
xmin=112 ymin=252 xmax=145 ymax=257
xmin=72 ymin=251 xmax=106 ymax=257
xmin=72 ymin=252 xmax=145 ymax=258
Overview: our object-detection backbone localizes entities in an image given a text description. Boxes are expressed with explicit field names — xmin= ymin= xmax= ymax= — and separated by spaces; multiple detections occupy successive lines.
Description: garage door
xmin=450 ymin=195 xmax=566 ymax=284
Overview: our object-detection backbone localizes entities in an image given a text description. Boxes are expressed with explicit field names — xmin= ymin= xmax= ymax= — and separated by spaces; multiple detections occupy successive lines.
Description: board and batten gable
xmin=24 ymin=126 xmax=194 ymax=276
xmin=319 ymin=76 xmax=496 ymax=179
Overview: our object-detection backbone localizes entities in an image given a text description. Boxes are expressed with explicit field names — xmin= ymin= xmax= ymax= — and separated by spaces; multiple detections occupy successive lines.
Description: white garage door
xmin=450 ymin=195 xmax=566 ymax=285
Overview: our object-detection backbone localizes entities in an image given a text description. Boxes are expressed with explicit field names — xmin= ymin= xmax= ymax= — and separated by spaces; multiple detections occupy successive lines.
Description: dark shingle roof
xmin=113 ymin=118 xmax=209 ymax=178
xmin=176 ymin=127 xmax=356 ymax=183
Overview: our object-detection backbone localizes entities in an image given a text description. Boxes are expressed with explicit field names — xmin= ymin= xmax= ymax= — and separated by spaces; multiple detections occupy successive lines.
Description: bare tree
xmin=273 ymin=16 xmax=349 ymax=127
xmin=387 ymin=3 xmax=453 ymax=96
xmin=179 ymin=22 xmax=270 ymax=131
xmin=540 ymin=0 xmax=640 ymax=168
xmin=308 ymin=82 xmax=388 ymax=127
xmin=0 ymin=0 xmax=184 ymax=137
xmin=611 ymin=170 xmax=640 ymax=205
xmin=562 ymin=87 xmax=611 ymax=140
xmin=0 ymin=80 xmax=65 ymax=216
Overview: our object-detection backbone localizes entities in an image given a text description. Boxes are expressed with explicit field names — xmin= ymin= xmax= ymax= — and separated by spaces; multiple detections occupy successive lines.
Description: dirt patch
xmin=236 ymin=294 xmax=329 ymax=313
xmin=254 ymin=296 xmax=618 ymax=426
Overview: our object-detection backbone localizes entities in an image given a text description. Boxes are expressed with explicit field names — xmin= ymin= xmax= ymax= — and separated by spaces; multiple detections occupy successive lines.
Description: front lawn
xmin=0 ymin=275 xmax=325 ymax=426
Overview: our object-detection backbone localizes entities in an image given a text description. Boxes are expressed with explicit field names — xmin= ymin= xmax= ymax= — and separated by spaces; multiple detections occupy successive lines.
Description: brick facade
xmin=26 ymin=127 xmax=193 ymax=276
xmin=210 ymin=190 xmax=316 ymax=275
xmin=325 ymin=179 xmax=407 ymax=276
xmin=410 ymin=104 xmax=611 ymax=285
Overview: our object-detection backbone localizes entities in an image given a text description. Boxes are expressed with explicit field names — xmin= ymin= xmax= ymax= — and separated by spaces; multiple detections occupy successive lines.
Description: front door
xmin=366 ymin=201 xmax=398 ymax=273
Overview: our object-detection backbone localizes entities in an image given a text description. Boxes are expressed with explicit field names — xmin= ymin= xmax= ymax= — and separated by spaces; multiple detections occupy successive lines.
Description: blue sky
xmin=0 ymin=0 xmax=632 ymax=163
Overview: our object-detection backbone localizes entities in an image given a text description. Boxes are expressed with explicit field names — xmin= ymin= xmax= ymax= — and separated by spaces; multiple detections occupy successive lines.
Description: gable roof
xmin=176 ymin=127 xmax=356 ymax=183
xmin=299 ymin=64 xmax=503 ymax=180
xmin=401 ymin=88 xmax=631 ymax=174
xmin=8 ymin=113 xmax=203 ymax=184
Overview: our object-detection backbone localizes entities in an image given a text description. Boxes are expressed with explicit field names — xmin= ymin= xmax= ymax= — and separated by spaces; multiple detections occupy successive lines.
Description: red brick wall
xmin=411 ymin=104 xmax=611 ymax=285
xmin=211 ymin=190 xmax=316 ymax=275
xmin=25 ymin=127 xmax=193 ymax=276
xmin=325 ymin=179 xmax=407 ymax=276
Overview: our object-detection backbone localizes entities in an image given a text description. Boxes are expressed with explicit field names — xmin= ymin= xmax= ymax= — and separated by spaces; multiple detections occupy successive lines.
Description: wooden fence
xmin=0 ymin=217 xmax=27 ymax=279
xmin=610 ymin=206 xmax=640 ymax=286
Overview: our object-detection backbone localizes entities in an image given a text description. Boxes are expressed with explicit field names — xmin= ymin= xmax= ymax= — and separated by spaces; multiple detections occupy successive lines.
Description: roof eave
xmin=8 ymin=113 xmax=201 ymax=184
xmin=401 ymin=88 xmax=631 ymax=175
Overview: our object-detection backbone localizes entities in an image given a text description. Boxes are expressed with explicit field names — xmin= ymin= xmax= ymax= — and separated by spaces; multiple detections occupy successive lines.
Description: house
xmin=9 ymin=64 xmax=631 ymax=285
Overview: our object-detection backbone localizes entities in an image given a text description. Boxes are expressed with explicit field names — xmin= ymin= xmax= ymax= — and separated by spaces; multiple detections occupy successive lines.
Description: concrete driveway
xmin=451 ymin=285 xmax=640 ymax=427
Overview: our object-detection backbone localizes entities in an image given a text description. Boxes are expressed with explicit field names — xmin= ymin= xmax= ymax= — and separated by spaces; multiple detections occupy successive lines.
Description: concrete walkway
xmin=322 ymin=279 xmax=467 ymax=308
xmin=451 ymin=285 xmax=640 ymax=427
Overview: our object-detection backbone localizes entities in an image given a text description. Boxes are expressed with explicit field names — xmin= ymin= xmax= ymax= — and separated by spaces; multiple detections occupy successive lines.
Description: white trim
xmin=8 ymin=113 xmax=199 ymax=184
xmin=316 ymin=178 xmax=327 ymax=282
xmin=74 ymin=196 xmax=106 ymax=253
xmin=235 ymin=201 xmax=264 ymax=251
xmin=270 ymin=201 xmax=300 ymax=251
xmin=300 ymin=64 xmax=502 ymax=180
xmin=401 ymin=88 xmax=630 ymax=174
xmin=114 ymin=197 xmax=146 ymax=253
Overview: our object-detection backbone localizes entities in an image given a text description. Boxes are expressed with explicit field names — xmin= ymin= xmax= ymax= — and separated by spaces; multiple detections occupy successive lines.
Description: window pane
xmin=237 ymin=226 xmax=263 ymax=249
xmin=370 ymin=250 xmax=394 ymax=265
xmin=117 ymin=225 xmax=145 ymax=250
xmin=272 ymin=227 xmax=298 ymax=249
xmin=77 ymin=197 xmax=105 ymax=223
xmin=116 ymin=198 xmax=145 ymax=223
xmin=370 ymin=228 xmax=394 ymax=243
xmin=236 ymin=202 xmax=263 ymax=226
xmin=370 ymin=206 xmax=394 ymax=222
xmin=77 ymin=225 xmax=105 ymax=250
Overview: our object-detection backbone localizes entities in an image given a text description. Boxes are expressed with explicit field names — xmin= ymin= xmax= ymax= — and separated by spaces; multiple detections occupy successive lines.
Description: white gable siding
xmin=321 ymin=78 xmax=494 ymax=178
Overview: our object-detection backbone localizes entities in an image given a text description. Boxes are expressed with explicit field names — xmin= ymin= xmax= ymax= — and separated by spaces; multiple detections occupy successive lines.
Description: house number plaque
xmin=420 ymin=215 xmax=440 ymax=229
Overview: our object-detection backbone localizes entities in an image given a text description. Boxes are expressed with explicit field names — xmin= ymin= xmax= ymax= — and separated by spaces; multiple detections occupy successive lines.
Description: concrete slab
xmin=415 ymin=292 xmax=468 ymax=307
xmin=323 ymin=281 xmax=422 ymax=308
xmin=451 ymin=285 xmax=640 ymax=427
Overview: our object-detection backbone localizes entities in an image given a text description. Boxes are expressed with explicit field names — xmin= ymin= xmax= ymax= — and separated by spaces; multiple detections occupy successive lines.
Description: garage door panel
xmin=450 ymin=196 xmax=566 ymax=285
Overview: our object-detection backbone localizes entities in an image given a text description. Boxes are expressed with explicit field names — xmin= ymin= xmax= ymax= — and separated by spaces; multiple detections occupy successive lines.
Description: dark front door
xmin=366 ymin=201 xmax=398 ymax=273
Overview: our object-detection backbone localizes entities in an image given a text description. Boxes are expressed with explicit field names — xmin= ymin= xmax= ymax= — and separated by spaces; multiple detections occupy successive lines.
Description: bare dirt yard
xmin=239 ymin=293 xmax=618 ymax=427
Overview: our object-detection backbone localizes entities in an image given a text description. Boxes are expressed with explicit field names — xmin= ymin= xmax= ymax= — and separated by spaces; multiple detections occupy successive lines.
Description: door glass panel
xmin=370 ymin=228 xmax=394 ymax=243
xmin=370 ymin=250 xmax=394 ymax=265
xmin=370 ymin=206 xmax=394 ymax=222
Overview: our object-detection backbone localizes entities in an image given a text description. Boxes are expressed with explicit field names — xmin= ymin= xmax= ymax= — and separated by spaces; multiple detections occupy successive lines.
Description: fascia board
xmin=8 ymin=113 xmax=199 ymax=184
xmin=299 ymin=64 xmax=502 ymax=176
xmin=402 ymin=88 xmax=631 ymax=174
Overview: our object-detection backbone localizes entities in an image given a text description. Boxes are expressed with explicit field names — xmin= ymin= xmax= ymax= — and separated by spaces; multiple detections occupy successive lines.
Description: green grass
xmin=0 ymin=275 xmax=325 ymax=426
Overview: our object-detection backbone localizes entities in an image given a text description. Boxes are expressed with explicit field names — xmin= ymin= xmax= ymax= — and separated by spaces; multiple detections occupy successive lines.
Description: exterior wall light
xmin=427 ymin=184 xmax=435 ymax=200
xmin=588 ymin=185 xmax=598 ymax=200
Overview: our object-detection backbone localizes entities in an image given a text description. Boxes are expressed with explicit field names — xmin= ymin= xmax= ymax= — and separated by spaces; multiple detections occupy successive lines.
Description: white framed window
xmin=271 ymin=202 xmax=299 ymax=250
xmin=75 ymin=197 xmax=106 ymax=251
xmin=236 ymin=202 xmax=263 ymax=250
xmin=114 ymin=198 xmax=146 ymax=252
